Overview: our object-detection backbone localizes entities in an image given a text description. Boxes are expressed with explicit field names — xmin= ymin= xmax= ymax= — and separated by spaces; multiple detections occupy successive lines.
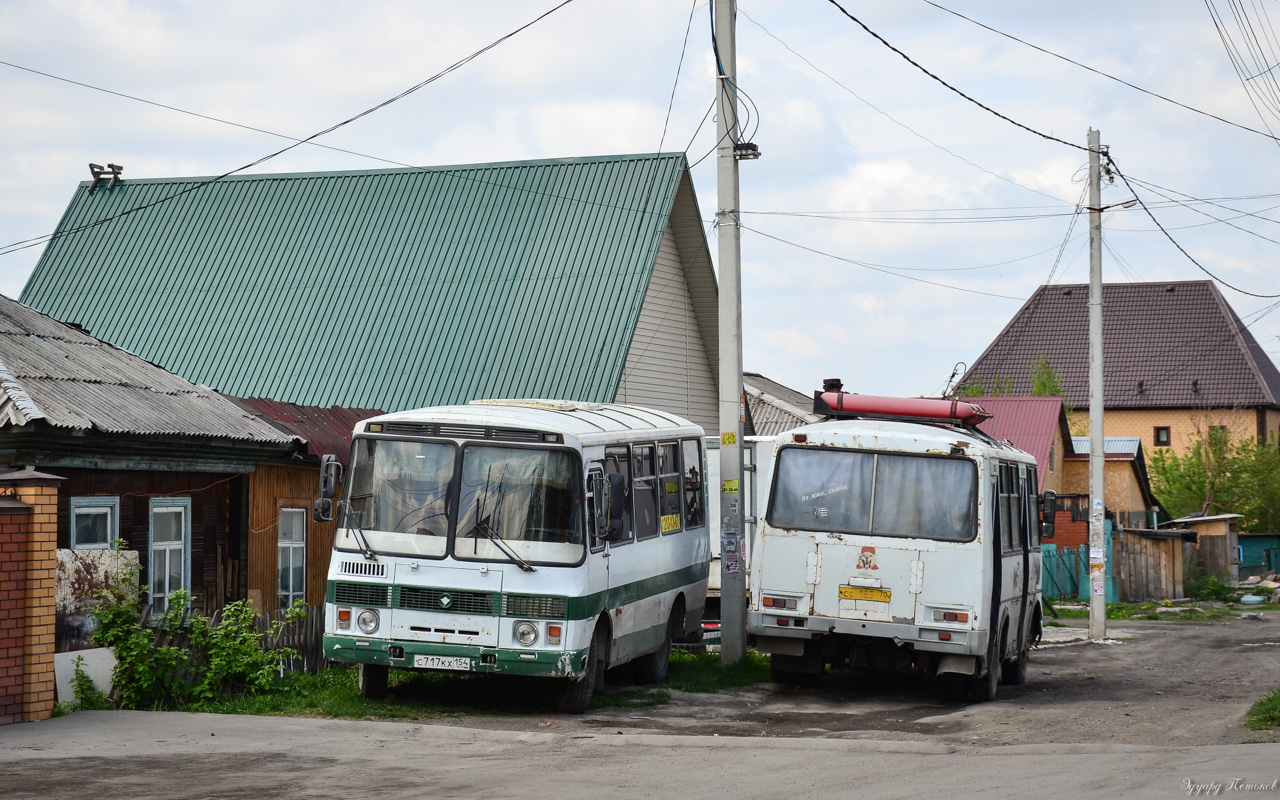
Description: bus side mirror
xmin=314 ymin=497 xmax=334 ymax=524
xmin=319 ymin=454 xmax=342 ymax=499
xmin=1040 ymin=490 xmax=1057 ymax=539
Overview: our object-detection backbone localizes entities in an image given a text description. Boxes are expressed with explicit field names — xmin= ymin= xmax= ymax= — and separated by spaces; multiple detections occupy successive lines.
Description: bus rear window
xmin=768 ymin=448 xmax=976 ymax=542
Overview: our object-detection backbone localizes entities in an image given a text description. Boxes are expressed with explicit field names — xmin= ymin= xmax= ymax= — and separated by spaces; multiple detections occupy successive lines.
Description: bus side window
xmin=658 ymin=441 xmax=683 ymax=534
xmin=633 ymin=444 xmax=659 ymax=540
xmin=681 ymin=438 xmax=705 ymax=529
xmin=1024 ymin=465 xmax=1040 ymax=548
xmin=587 ymin=466 xmax=604 ymax=551
xmin=604 ymin=447 xmax=633 ymax=544
xmin=999 ymin=463 xmax=1018 ymax=554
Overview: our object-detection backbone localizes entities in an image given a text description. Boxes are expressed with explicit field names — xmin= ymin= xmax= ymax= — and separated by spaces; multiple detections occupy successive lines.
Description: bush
xmin=1184 ymin=569 xmax=1236 ymax=603
xmin=88 ymin=542 xmax=306 ymax=710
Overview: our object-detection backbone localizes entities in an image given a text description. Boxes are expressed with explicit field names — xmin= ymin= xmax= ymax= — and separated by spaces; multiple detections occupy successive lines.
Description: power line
xmin=1107 ymin=154 xmax=1280 ymax=298
xmin=823 ymin=0 xmax=1088 ymax=154
xmin=740 ymin=224 xmax=1027 ymax=300
xmin=737 ymin=7 xmax=1074 ymax=206
xmin=0 ymin=0 xmax=578 ymax=259
xmin=921 ymin=0 xmax=1280 ymax=144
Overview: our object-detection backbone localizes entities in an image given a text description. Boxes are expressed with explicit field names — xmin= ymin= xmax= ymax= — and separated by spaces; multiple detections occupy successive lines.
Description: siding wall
xmin=247 ymin=463 xmax=336 ymax=611
xmin=614 ymin=222 xmax=718 ymax=433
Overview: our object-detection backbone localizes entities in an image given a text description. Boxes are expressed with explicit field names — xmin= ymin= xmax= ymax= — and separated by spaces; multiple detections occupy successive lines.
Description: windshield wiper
xmin=466 ymin=513 xmax=536 ymax=572
xmin=344 ymin=497 xmax=379 ymax=562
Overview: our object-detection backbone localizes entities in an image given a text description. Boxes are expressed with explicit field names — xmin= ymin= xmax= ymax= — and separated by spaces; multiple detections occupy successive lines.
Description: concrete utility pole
xmin=1086 ymin=128 xmax=1107 ymax=639
xmin=715 ymin=0 xmax=747 ymax=665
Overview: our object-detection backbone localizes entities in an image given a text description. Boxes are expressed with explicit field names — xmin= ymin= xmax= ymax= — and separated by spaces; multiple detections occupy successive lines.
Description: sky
xmin=3 ymin=0 xmax=1280 ymax=400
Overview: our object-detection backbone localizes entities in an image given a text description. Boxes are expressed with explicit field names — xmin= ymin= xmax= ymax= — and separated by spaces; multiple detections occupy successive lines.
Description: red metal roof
xmin=238 ymin=398 xmax=383 ymax=465
xmin=964 ymin=396 xmax=1073 ymax=491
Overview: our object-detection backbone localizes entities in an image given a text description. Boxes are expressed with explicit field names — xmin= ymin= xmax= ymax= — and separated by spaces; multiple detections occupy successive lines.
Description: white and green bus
xmin=314 ymin=400 xmax=711 ymax=712
xmin=748 ymin=392 xmax=1055 ymax=703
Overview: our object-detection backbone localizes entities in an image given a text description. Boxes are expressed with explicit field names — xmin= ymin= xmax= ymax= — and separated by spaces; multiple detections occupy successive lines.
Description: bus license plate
xmin=414 ymin=655 xmax=471 ymax=671
xmin=839 ymin=586 xmax=891 ymax=603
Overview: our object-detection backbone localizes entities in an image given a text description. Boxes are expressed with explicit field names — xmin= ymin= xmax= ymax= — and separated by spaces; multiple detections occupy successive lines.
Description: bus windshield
xmin=454 ymin=445 xmax=584 ymax=566
xmin=343 ymin=438 xmax=456 ymax=557
xmin=768 ymin=448 xmax=977 ymax=542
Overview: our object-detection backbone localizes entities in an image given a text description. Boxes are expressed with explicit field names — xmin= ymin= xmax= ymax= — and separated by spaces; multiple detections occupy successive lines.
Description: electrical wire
xmin=736 ymin=7 xmax=1074 ymax=206
xmin=739 ymin=225 xmax=1027 ymax=300
xmin=823 ymin=0 xmax=1088 ymax=154
xmin=1106 ymin=154 xmax=1280 ymax=298
xmin=921 ymin=0 xmax=1280 ymax=145
xmin=0 ymin=0 xmax=578 ymax=259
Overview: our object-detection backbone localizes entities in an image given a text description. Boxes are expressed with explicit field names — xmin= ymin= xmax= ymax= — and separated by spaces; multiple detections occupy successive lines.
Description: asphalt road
xmin=0 ymin=710 xmax=1277 ymax=800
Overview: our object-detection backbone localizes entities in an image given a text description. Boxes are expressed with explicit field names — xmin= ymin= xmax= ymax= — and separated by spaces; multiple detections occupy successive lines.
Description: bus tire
xmin=1001 ymin=648 xmax=1028 ymax=686
xmin=558 ymin=625 xmax=602 ymax=714
xmin=633 ymin=606 xmax=678 ymax=684
xmin=358 ymin=664 xmax=389 ymax=700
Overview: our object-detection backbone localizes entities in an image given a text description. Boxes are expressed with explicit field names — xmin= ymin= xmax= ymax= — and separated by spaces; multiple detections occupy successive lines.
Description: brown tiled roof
xmin=960 ymin=281 xmax=1280 ymax=410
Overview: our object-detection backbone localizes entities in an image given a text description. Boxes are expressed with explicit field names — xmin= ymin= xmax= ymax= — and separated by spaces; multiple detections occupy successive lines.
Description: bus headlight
xmin=514 ymin=621 xmax=538 ymax=646
xmin=357 ymin=609 xmax=380 ymax=634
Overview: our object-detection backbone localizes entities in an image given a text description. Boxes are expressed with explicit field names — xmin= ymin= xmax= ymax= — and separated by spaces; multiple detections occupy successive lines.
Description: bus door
xmin=601 ymin=446 xmax=637 ymax=658
xmin=995 ymin=462 xmax=1027 ymax=659
xmin=1021 ymin=465 xmax=1042 ymax=644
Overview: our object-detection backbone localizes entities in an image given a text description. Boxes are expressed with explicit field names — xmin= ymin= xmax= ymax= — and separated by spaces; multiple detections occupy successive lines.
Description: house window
xmin=149 ymin=498 xmax=191 ymax=613
xmin=71 ymin=496 xmax=119 ymax=549
xmin=1154 ymin=427 xmax=1171 ymax=448
xmin=278 ymin=508 xmax=306 ymax=609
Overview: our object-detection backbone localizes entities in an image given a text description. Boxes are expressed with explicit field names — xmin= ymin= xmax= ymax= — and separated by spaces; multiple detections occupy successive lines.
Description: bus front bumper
xmin=325 ymin=635 xmax=590 ymax=679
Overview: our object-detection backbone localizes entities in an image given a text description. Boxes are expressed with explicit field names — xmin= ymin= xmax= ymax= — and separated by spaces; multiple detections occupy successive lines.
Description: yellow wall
xmin=1068 ymin=407 xmax=1274 ymax=457
xmin=1061 ymin=459 xmax=1149 ymax=514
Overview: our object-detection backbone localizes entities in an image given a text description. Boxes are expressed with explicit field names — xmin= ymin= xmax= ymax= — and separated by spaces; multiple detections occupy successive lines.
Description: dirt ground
xmin=429 ymin=612 xmax=1280 ymax=746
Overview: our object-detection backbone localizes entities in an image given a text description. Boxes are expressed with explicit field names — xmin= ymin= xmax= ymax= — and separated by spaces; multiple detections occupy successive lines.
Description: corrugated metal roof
xmin=960 ymin=281 xmax=1280 ymax=409
xmin=1070 ymin=436 xmax=1143 ymax=458
xmin=968 ymin=395 xmax=1071 ymax=491
xmin=22 ymin=153 xmax=689 ymax=414
xmin=238 ymin=398 xmax=383 ymax=465
xmin=744 ymin=373 xmax=820 ymax=436
xmin=0 ymin=294 xmax=299 ymax=443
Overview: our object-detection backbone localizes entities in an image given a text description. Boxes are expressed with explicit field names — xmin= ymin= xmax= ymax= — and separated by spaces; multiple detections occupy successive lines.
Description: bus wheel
xmin=633 ymin=608 xmax=677 ymax=684
xmin=1001 ymin=648 xmax=1028 ymax=686
xmin=558 ymin=626 xmax=602 ymax=714
xmin=968 ymin=658 xmax=999 ymax=702
xmin=358 ymin=664 xmax=388 ymax=700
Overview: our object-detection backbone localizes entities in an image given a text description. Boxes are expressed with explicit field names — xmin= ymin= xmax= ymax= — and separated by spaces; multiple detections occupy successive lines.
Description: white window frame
xmin=149 ymin=497 xmax=192 ymax=613
xmin=278 ymin=507 xmax=306 ymax=610
xmin=70 ymin=496 xmax=120 ymax=550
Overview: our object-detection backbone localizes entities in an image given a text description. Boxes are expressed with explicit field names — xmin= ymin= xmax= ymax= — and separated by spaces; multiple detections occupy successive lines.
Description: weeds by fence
xmin=136 ymin=602 xmax=326 ymax=678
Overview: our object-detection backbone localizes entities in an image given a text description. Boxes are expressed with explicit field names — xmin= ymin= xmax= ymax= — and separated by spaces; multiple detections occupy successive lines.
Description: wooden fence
xmin=1112 ymin=530 xmax=1185 ymax=602
xmin=138 ymin=603 xmax=326 ymax=676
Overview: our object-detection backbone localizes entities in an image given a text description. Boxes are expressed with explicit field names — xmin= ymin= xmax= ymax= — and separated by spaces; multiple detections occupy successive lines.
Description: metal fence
xmin=1042 ymin=544 xmax=1084 ymax=601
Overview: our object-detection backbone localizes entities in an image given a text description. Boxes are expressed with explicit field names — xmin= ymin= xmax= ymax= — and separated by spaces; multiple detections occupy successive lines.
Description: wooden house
xmin=0 ymin=294 xmax=304 ymax=650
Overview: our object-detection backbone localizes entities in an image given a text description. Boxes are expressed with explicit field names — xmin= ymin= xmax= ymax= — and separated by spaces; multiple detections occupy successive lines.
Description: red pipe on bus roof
xmin=819 ymin=392 xmax=993 ymax=423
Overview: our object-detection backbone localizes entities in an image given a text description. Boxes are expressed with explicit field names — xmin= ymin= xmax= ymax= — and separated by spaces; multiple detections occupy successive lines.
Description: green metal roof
xmin=22 ymin=153 xmax=692 ymax=412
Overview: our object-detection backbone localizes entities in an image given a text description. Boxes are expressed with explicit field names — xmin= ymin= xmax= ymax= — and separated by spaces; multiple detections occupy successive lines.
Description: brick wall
xmin=0 ymin=504 xmax=30 ymax=725
xmin=1068 ymin=407 xmax=1265 ymax=456
xmin=15 ymin=483 xmax=58 ymax=721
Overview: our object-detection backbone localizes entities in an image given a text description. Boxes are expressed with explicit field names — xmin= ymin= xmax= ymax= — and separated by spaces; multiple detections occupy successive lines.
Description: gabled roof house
xmin=959 ymin=280 xmax=1280 ymax=456
xmin=20 ymin=153 xmax=720 ymax=432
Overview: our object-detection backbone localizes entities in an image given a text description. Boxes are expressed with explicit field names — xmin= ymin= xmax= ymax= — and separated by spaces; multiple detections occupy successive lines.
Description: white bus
xmin=747 ymin=391 xmax=1055 ymax=703
xmin=313 ymin=400 xmax=711 ymax=713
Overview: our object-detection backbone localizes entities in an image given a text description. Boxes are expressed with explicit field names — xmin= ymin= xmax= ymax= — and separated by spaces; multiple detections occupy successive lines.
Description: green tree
xmin=955 ymin=374 xmax=1011 ymax=397
xmin=1149 ymin=427 xmax=1280 ymax=533
xmin=1030 ymin=354 xmax=1063 ymax=396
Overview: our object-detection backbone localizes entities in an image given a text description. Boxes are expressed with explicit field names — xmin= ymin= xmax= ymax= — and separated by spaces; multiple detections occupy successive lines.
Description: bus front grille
xmin=398 ymin=587 xmax=496 ymax=615
xmin=502 ymin=595 xmax=567 ymax=619
xmin=334 ymin=582 xmax=392 ymax=608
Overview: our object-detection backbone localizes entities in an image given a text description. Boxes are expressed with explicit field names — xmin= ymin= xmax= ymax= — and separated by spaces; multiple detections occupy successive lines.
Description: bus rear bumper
xmin=748 ymin=611 xmax=988 ymax=656
xmin=324 ymin=635 xmax=590 ymax=679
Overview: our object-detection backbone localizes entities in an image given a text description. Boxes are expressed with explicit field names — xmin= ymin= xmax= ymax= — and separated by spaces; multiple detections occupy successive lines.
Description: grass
xmin=1048 ymin=602 xmax=1238 ymax=622
xmin=188 ymin=649 xmax=773 ymax=719
xmin=1245 ymin=690 xmax=1280 ymax=731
